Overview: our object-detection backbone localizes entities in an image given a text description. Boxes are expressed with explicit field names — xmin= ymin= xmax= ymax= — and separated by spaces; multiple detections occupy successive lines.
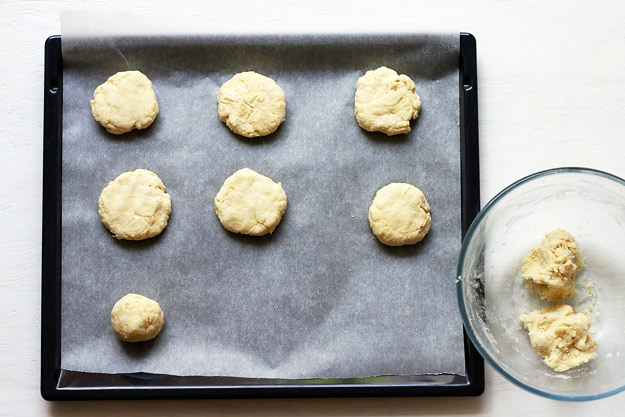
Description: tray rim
xmin=41 ymin=33 xmax=483 ymax=400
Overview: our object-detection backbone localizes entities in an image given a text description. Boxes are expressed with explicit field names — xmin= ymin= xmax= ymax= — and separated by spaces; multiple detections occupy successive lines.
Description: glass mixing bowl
xmin=457 ymin=168 xmax=625 ymax=401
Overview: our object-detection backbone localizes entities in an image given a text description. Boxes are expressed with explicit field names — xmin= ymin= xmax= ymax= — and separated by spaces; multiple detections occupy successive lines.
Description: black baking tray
xmin=42 ymin=33 xmax=482 ymax=400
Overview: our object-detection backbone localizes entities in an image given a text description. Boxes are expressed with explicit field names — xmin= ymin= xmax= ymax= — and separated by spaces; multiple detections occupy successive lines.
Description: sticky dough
xmin=522 ymin=229 xmax=584 ymax=302
xmin=520 ymin=304 xmax=597 ymax=372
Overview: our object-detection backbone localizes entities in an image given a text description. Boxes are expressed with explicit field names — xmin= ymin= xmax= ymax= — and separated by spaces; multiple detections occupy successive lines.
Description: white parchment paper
xmin=60 ymin=15 xmax=464 ymax=378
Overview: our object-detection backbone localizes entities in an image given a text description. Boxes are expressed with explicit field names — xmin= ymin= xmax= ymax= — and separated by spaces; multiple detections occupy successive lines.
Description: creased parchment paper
xmin=60 ymin=14 xmax=464 ymax=378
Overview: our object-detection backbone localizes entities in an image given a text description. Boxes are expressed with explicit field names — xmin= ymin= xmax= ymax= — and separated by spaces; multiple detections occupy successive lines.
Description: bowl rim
xmin=456 ymin=167 xmax=625 ymax=401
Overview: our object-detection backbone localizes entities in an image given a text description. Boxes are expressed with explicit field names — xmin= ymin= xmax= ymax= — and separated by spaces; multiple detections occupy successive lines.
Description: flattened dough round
xmin=99 ymin=169 xmax=172 ymax=240
xmin=368 ymin=183 xmax=431 ymax=246
xmin=111 ymin=293 xmax=164 ymax=342
xmin=217 ymin=71 xmax=286 ymax=138
xmin=355 ymin=66 xmax=421 ymax=136
xmin=215 ymin=168 xmax=287 ymax=236
xmin=90 ymin=71 xmax=159 ymax=135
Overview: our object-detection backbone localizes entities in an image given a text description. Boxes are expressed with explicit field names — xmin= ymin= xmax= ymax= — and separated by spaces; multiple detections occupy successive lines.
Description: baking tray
xmin=41 ymin=33 xmax=482 ymax=400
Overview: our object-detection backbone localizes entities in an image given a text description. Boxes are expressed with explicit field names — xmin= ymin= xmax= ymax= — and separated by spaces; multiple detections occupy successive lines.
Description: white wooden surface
xmin=1 ymin=0 xmax=625 ymax=415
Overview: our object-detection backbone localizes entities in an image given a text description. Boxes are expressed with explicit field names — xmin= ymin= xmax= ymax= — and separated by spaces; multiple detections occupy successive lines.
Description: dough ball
xmin=111 ymin=293 xmax=164 ymax=342
xmin=90 ymin=71 xmax=159 ymax=135
xmin=355 ymin=66 xmax=421 ymax=136
xmin=520 ymin=304 xmax=597 ymax=372
xmin=215 ymin=168 xmax=287 ymax=236
xmin=522 ymin=229 xmax=584 ymax=302
xmin=368 ymin=183 xmax=431 ymax=246
xmin=217 ymin=71 xmax=286 ymax=138
xmin=99 ymin=169 xmax=172 ymax=240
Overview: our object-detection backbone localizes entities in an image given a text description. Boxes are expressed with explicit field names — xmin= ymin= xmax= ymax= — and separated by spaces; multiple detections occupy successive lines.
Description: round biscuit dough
xmin=217 ymin=71 xmax=286 ymax=138
xmin=214 ymin=168 xmax=287 ymax=236
xmin=355 ymin=66 xmax=421 ymax=136
xmin=90 ymin=71 xmax=159 ymax=135
xmin=111 ymin=293 xmax=164 ymax=342
xmin=99 ymin=169 xmax=172 ymax=240
xmin=368 ymin=183 xmax=431 ymax=246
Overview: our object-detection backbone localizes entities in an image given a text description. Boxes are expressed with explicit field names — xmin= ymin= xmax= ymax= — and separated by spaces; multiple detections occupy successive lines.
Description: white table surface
xmin=2 ymin=0 xmax=625 ymax=415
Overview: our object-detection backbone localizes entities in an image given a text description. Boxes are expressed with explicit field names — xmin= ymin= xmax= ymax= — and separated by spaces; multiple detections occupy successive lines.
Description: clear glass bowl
xmin=457 ymin=168 xmax=625 ymax=401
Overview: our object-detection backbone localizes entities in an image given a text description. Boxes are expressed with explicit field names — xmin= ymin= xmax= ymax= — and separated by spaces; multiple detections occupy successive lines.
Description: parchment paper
xmin=60 ymin=17 xmax=464 ymax=378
